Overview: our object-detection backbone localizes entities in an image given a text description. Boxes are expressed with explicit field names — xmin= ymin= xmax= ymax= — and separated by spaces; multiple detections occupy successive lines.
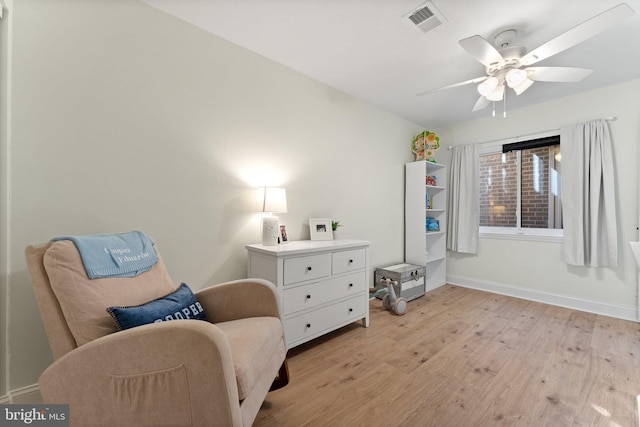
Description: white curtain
xmin=447 ymin=144 xmax=479 ymax=254
xmin=561 ymin=119 xmax=617 ymax=267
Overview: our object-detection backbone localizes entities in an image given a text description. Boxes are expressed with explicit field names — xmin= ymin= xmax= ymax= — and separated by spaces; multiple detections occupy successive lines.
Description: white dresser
xmin=246 ymin=239 xmax=370 ymax=349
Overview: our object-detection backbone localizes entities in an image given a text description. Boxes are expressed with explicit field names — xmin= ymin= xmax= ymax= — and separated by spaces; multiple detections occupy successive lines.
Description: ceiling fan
xmin=417 ymin=3 xmax=635 ymax=114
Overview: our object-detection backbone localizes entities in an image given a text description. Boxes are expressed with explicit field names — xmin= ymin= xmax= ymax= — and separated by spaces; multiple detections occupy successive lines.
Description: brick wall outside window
xmin=480 ymin=151 xmax=517 ymax=227
xmin=480 ymin=145 xmax=561 ymax=229
xmin=521 ymin=147 xmax=550 ymax=228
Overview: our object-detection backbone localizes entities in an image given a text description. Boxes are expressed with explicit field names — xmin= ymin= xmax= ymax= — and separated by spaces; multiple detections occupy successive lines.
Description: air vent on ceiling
xmin=406 ymin=1 xmax=447 ymax=33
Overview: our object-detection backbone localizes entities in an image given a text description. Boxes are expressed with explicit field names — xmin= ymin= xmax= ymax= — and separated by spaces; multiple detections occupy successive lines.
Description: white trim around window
xmin=480 ymin=226 xmax=563 ymax=243
xmin=479 ymin=129 xmax=563 ymax=243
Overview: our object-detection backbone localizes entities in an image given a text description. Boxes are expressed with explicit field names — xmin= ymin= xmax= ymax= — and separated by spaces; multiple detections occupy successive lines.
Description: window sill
xmin=480 ymin=227 xmax=563 ymax=243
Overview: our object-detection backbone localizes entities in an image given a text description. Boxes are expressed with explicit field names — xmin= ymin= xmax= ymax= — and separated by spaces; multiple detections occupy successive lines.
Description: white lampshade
xmin=486 ymin=83 xmax=505 ymax=101
xmin=257 ymin=187 xmax=287 ymax=213
xmin=505 ymin=68 xmax=527 ymax=88
xmin=513 ymin=78 xmax=534 ymax=95
xmin=477 ymin=77 xmax=498 ymax=97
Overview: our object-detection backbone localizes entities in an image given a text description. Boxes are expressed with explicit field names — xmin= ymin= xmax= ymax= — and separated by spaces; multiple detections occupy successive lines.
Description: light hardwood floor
xmin=255 ymin=285 xmax=640 ymax=426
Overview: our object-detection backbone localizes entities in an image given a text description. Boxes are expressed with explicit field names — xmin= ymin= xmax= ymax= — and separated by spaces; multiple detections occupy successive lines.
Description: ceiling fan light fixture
xmin=513 ymin=78 xmax=534 ymax=95
xmin=486 ymin=83 xmax=504 ymax=101
xmin=505 ymin=68 xmax=527 ymax=88
xmin=477 ymin=77 xmax=498 ymax=97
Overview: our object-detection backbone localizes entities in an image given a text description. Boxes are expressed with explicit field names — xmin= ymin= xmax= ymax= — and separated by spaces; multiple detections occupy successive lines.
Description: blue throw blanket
xmin=52 ymin=231 xmax=158 ymax=279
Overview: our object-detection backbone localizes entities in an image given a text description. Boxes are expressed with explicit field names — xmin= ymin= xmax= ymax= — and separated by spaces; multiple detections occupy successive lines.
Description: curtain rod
xmin=446 ymin=116 xmax=617 ymax=150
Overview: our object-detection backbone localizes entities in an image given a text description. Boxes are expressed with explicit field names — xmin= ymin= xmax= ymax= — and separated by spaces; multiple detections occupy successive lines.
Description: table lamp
xmin=258 ymin=187 xmax=287 ymax=246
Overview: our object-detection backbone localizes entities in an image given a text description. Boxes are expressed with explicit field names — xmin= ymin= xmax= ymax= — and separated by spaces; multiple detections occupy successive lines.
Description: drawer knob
xmin=306 ymin=266 xmax=312 ymax=271
xmin=349 ymin=283 xmax=353 ymax=288
xmin=306 ymin=294 xmax=311 ymax=299
xmin=349 ymin=259 xmax=354 ymax=263
xmin=349 ymin=308 xmax=353 ymax=312
xmin=306 ymin=323 xmax=311 ymax=328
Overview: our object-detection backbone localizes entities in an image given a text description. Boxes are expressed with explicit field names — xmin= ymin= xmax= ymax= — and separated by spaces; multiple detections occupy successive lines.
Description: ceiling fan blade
xmin=416 ymin=76 xmax=487 ymax=96
xmin=472 ymin=96 xmax=490 ymax=112
xmin=459 ymin=35 xmax=505 ymax=68
xmin=526 ymin=66 xmax=593 ymax=82
xmin=520 ymin=3 xmax=634 ymax=66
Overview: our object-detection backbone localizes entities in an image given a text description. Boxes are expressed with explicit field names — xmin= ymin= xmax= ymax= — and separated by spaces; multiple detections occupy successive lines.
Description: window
xmin=479 ymin=134 xmax=562 ymax=240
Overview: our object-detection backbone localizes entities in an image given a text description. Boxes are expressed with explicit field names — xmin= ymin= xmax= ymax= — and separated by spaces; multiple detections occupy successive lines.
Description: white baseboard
xmin=1 ymin=384 xmax=42 ymax=404
xmin=447 ymin=274 xmax=638 ymax=322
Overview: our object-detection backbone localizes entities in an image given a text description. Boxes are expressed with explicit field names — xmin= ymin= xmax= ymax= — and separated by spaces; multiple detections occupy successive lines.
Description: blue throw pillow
xmin=107 ymin=283 xmax=208 ymax=331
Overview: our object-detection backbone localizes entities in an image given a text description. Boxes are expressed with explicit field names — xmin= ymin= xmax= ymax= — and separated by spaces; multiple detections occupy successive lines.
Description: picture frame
xmin=309 ymin=218 xmax=333 ymax=241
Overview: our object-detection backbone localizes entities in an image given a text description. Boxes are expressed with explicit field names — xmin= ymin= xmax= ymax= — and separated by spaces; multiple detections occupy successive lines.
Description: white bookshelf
xmin=405 ymin=161 xmax=447 ymax=291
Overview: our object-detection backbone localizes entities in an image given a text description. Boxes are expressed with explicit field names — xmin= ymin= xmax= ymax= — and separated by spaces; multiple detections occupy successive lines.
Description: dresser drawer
xmin=282 ymin=271 xmax=366 ymax=315
xmin=332 ymin=248 xmax=366 ymax=275
xmin=283 ymin=253 xmax=331 ymax=285
xmin=284 ymin=295 xmax=366 ymax=345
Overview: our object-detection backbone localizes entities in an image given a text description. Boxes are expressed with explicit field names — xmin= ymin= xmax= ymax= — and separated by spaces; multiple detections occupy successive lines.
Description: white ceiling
xmin=141 ymin=0 xmax=640 ymax=129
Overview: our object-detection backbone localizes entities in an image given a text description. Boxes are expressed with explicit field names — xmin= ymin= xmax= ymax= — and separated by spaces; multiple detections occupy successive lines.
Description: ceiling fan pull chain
xmin=503 ymin=89 xmax=507 ymax=118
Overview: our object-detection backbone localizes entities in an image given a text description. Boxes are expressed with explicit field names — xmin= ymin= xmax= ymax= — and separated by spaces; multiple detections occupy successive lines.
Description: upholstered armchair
xmin=25 ymin=239 xmax=288 ymax=427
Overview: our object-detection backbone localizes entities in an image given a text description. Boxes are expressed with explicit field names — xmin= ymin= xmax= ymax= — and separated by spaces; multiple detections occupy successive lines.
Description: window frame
xmin=478 ymin=131 xmax=563 ymax=243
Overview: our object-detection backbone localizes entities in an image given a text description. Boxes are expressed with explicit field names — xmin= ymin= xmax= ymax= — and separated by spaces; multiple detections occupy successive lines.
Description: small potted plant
xmin=332 ymin=221 xmax=342 ymax=232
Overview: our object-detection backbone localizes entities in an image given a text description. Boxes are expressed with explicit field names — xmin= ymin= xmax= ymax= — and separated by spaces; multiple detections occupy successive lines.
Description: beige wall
xmin=439 ymin=79 xmax=640 ymax=319
xmin=1 ymin=0 xmax=420 ymax=396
